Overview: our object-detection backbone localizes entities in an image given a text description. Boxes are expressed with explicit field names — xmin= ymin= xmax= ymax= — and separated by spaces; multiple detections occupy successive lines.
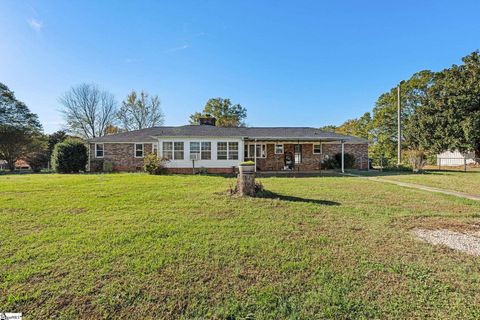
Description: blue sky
xmin=1 ymin=1 xmax=480 ymax=133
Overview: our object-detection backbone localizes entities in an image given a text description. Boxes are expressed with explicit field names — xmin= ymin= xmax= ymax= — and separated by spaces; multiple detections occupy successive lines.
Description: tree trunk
xmin=7 ymin=159 xmax=15 ymax=172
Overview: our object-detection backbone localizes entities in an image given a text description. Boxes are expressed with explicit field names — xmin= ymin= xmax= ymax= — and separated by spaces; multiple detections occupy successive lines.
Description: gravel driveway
xmin=412 ymin=228 xmax=480 ymax=256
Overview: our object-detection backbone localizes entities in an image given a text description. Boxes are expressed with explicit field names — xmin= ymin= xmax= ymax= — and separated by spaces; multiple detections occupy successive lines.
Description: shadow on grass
xmin=256 ymin=190 xmax=340 ymax=206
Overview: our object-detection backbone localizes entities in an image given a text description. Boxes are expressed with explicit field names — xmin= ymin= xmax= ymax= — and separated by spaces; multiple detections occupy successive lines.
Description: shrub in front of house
xmin=51 ymin=139 xmax=88 ymax=173
xmin=90 ymin=159 xmax=104 ymax=172
xmin=333 ymin=152 xmax=355 ymax=169
xmin=322 ymin=157 xmax=338 ymax=169
xmin=322 ymin=153 xmax=356 ymax=169
xmin=102 ymin=161 xmax=114 ymax=173
xmin=144 ymin=153 xmax=167 ymax=175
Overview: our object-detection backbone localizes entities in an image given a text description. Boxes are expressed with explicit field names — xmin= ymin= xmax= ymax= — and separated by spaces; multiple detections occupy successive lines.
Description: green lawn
xmin=355 ymin=170 xmax=480 ymax=196
xmin=1 ymin=173 xmax=480 ymax=319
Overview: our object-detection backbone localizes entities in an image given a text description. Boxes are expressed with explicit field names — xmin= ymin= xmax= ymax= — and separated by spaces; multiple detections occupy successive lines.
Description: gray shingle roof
xmin=89 ymin=125 xmax=368 ymax=143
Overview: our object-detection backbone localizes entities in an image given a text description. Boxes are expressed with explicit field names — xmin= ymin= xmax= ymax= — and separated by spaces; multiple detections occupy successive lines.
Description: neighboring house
xmin=88 ymin=116 xmax=369 ymax=173
xmin=436 ymin=150 xmax=476 ymax=166
xmin=0 ymin=160 xmax=31 ymax=171
xmin=15 ymin=159 xmax=31 ymax=170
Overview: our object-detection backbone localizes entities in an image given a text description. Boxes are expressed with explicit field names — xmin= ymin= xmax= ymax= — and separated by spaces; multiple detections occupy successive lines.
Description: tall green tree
xmin=370 ymin=70 xmax=434 ymax=164
xmin=335 ymin=112 xmax=372 ymax=140
xmin=0 ymin=83 xmax=43 ymax=171
xmin=407 ymin=51 xmax=480 ymax=157
xmin=189 ymin=98 xmax=247 ymax=127
xmin=318 ymin=124 xmax=337 ymax=132
xmin=47 ymin=130 xmax=68 ymax=158
xmin=117 ymin=90 xmax=164 ymax=131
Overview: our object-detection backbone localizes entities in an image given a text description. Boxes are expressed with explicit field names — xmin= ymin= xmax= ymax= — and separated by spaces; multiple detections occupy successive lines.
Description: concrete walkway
xmin=342 ymin=173 xmax=480 ymax=201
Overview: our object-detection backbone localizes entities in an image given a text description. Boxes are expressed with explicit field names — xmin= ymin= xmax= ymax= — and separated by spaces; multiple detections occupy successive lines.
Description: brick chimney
xmin=198 ymin=114 xmax=217 ymax=126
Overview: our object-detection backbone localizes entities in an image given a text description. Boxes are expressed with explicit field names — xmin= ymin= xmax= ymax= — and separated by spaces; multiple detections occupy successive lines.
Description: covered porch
xmin=243 ymin=139 xmax=349 ymax=173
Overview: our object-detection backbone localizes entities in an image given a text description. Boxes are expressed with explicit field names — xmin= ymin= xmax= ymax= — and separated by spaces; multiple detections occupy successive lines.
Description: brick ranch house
xmin=88 ymin=118 xmax=369 ymax=173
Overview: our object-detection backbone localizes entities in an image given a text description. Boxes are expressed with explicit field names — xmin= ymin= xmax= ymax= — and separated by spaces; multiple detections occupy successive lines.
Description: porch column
xmin=87 ymin=143 xmax=91 ymax=172
xmin=341 ymin=140 xmax=345 ymax=173
xmin=254 ymin=139 xmax=257 ymax=172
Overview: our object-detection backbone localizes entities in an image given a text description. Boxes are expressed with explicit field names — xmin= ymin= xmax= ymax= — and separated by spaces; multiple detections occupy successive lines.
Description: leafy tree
xmin=0 ymin=83 xmax=43 ymax=171
xmin=189 ymin=98 xmax=247 ymax=127
xmin=319 ymin=125 xmax=337 ymax=132
xmin=407 ymin=51 xmax=480 ymax=157
xmin=51 ymin=138 xmax=88 ymax=173
xmin=335 ymin=112 xmax=372 ymax=140
xmin=104 ymin=124 xmax=122 ymax=135
xmin=25 ymin=151 xmax=49 ymax=172
xmin=370 ymin=70 xmax=434 ymax=164
xmin=60 ymin=83 xmax=117 ymax=139
xmin=117 ymin=90 xmax=164 ymax=131
xmin=48 ymin=130 xmax=68 ymax=158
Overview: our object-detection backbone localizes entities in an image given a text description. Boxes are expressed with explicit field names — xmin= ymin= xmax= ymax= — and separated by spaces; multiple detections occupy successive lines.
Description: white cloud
xmin=164 ymin=44 xmax=190 ymax=53
xmin=28 ymin=18 xmax=43 ymax=32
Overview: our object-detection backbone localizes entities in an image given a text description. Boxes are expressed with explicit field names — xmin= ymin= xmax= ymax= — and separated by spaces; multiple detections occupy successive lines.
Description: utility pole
xmin=397 ymin=83 xmax=401 ymax=167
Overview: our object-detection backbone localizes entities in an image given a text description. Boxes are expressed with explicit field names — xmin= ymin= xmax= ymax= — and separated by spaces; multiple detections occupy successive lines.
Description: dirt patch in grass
xmin=395 ymin=216 xmax=480 ymax=233
xmin=69 ymin=208 xmax=87 ymax=214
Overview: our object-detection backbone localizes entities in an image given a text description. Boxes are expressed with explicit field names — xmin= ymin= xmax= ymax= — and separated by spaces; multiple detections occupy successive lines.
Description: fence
xmin=432 ymin=157 xmax=480 ymax=172
xmin=370 ymin=156 xmax=480 ymax=172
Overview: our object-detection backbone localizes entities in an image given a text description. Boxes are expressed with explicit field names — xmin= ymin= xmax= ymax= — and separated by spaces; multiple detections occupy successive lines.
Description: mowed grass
xmin=1 ymin=173 xmax=480 ymax=319
xmin=358 ymin=170 xmax=480 ymax=196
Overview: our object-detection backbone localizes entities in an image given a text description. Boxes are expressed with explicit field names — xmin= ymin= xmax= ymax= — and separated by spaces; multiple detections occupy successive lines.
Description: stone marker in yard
xmin=237 ymin=161 xmax=256 ymax=196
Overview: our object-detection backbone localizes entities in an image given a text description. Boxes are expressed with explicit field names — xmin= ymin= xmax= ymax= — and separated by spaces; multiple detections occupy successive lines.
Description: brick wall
xmin=89 ymin=143 xmax=153 ymax=172
xmin=89 ymin=142 xmax=369 ymax=172
xmin=254 ymin=143 xmax=368 ymax=171
xmin=165 ymin=167 xmax=235 ymax=174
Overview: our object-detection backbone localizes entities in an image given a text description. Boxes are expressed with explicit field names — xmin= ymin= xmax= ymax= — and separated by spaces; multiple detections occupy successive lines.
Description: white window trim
xmin=95 ymin=143 xmax=104 ymax=158
xmin=246 ymin=143 xmax=267 ymax=158
xmin=163 ymin=141 xmax=185 ymax=160
xmin=217 ymin=141 xmax=239 ymax=160
xmin=189 ymin=141 xmax=212 ymax=160
xmin=134 ymin=143 xmax=144 ymax=158
xmin=274 ymin=144 xmax=284 ymax=154
xmin=152 ymin=142 xmax=159 ymax=156
xmin=200 ymin=142 xmax=212 ymax=160
xmin=313 ymin=143 xmax=323 ymax=154
xmin=174 ymin=142 xmax=185 ymax=160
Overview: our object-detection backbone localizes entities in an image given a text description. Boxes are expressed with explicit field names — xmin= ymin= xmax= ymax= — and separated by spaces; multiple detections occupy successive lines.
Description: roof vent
xmin=198 ymin=114 xmax=217 ymax=126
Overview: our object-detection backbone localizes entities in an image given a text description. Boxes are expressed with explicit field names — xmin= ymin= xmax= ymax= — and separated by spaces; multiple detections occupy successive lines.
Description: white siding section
xmin=158 ymin=137 xmax=244 ymax=168
xmin=437 ymin=150 xmax=476 ymax=166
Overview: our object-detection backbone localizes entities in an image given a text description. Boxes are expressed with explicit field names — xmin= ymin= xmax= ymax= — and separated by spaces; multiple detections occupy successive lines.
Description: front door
xmin=294 ymin=144 xmax=302 ymax=165
xmin=284 ymin=152 xmax=294 ymax=170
